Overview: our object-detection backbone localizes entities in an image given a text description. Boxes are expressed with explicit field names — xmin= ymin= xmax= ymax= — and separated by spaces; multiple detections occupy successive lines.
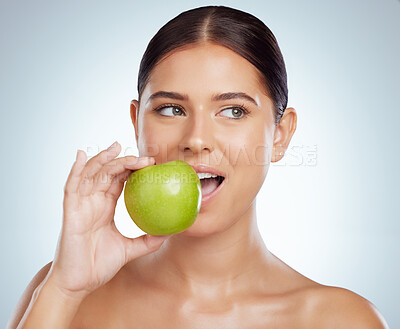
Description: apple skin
xmin=124 ymin=160 xmax=202 ymax=235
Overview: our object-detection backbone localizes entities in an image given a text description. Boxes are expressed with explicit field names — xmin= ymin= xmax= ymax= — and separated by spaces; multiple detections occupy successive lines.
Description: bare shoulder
xmin=307 ymin=285 xmax=389 ymax=329
xmin=7 ymin=261 xmax=53 ymax=329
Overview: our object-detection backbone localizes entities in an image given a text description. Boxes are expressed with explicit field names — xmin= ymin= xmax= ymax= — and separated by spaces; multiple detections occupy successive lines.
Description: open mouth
xmin=200 ymin=175 xmax=225 ymax=196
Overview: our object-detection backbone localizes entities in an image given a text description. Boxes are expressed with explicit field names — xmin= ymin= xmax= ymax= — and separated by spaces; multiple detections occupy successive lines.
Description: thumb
xmin=124 ymin=233 xmax=171 ymax=263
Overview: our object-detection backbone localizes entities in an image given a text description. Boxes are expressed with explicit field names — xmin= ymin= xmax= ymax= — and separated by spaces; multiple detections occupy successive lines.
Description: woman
xmin=8 ymin=5 xmax=388 ymax=329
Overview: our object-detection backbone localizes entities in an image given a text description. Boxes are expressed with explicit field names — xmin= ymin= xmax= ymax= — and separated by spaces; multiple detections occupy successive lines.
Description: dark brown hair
xmin=137 ymin=5 xmax=288 ymax=126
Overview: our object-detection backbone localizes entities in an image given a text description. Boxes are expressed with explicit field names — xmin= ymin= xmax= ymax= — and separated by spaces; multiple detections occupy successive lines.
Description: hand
xmin=48 ymin=141 xmax=170 ymax=298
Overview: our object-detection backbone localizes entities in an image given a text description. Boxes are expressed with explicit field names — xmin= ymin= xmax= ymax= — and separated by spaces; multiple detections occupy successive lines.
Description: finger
xmin=93 ymin=156 xmax=155 ymax=194
xmin=104 ymin=160 xmax=146 ymax=200
xmin=64 ymin=150 xmax=87 ymax=194
xmin=81 ymin=141 xmax=121 ymax=183
xmin=104 ymin=169 xmax=132 ymax=200
xmin=122 ymin=233 xmax=171 ymax=264
xmin=63 ymin=150 xmax=87 ymax=210
xmin=79 ymin=142 xmax=120 ymax=197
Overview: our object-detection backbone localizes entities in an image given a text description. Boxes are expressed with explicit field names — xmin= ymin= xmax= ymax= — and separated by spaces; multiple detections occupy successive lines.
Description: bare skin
xmin=9 ymin=42 xmax=388 ymax=329
xmin=68 ymin=43 xmax=387 ymax=328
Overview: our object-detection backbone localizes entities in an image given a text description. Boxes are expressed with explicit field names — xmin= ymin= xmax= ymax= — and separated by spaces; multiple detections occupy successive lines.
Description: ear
xmin=271 ymin=107 xmax=297 ymax=162
xmin=130 ymin=99 xmax=140 ymax=145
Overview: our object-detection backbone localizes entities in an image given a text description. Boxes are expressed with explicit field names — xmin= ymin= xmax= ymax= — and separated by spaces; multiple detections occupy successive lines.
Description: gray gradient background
xmin=1 ymin=0 xmax=399 ymax=327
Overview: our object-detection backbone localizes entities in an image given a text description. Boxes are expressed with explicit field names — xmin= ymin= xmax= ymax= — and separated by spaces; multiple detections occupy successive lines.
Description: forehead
xmin=142 ymin=42 xmax=270 ymax=105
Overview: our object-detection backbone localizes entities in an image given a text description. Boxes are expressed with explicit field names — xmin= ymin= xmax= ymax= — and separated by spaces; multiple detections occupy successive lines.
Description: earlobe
xmin=130 ymin=100 xmax=140 ymax=144
xmin=271 ymin=107 xmax=297 ymax=163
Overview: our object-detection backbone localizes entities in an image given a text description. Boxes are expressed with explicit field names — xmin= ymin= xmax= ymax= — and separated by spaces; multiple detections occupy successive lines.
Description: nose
xmin=178 ymin=110 xmax=215 ymax=156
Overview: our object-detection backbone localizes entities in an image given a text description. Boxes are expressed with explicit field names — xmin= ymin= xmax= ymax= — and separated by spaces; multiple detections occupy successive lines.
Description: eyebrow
xmin=146 ymin=91 xmax=259 ymax=107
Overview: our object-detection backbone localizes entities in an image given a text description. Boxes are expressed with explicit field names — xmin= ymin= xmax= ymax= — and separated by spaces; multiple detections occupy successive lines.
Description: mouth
xmin=199 ymin=175 xmax=225 ymax=196
xmin=189 ymin=164 xmax=226 ymax=198
xmin=200 ymin=176 xmax=225 ymax=196
xmin=199 ymin=175 xmax=225 ymax=207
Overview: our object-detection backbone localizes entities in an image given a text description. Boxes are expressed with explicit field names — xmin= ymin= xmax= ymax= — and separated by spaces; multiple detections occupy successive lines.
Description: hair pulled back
xmin=137 ymin=5 xmax=288 ymax=126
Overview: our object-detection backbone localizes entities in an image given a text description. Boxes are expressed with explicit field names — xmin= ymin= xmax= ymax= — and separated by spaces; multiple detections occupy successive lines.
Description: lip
xmin=189 ymin=164 xmax=226 ymax=207
xmin=190 ymin=164 xmax=226 ymax=178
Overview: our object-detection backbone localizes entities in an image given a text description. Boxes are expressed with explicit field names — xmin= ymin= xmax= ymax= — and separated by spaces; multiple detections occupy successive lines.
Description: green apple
xmin=124 ymin=160 xmax=202 ymax=235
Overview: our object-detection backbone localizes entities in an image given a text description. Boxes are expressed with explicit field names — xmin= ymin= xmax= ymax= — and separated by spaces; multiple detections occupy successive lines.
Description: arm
xmin=6 ymin=261 xmax=87 ymax=329
xmin=15 ymin=273 xmax=86 ymax=329
xmin=8 ymin=143 xmax=170 ymax=329
xmin=7 ymin=262 xmax=52 ymax=329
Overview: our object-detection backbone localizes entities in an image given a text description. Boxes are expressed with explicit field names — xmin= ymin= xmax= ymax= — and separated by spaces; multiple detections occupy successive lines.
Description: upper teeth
xmin=197 ymin=172 xmax=218 ymax=179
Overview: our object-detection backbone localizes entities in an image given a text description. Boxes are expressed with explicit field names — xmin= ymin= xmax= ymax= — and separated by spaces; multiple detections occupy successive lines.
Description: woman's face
xmin=130 ymin=42 xmax=292 ymax=237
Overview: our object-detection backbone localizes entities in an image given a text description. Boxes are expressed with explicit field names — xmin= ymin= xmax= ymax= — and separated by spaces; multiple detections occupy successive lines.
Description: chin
xmin=177 ymin=213 xmax=227 ymax=238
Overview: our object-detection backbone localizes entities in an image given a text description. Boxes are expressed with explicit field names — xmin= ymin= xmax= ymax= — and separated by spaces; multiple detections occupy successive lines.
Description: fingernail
xmin=140 ymin=157 xmax=154 ymax=162
xmin=107 ymin=141 xmax=118 ymax=150
xmin=125 ymin=157 xmax=152 ymax=166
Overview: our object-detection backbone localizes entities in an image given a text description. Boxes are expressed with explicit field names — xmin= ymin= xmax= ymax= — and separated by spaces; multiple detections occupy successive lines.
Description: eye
xmin=153 ymin=104 xmax=185 ymax=117
xmin=219 ymin=106 xmax=250 ymax=120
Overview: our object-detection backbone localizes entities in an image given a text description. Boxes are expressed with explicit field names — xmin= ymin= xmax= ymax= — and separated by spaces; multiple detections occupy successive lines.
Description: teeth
xmin=197 ymin=172 xmax=218 ymax=179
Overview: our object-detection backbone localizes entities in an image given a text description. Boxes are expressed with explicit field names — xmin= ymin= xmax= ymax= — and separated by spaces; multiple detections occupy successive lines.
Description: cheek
xmin=137 ymin=118 xmax=175 ymax=158
xmin=225 ymin=127 xmax=271 ymax=200
xmin=225 ymin=127 xmax=271 ymax=172
xmin=137 ymin=118 xmax=159 ymax=157
xmin=220 ymin=129 xmax=270 ymax=225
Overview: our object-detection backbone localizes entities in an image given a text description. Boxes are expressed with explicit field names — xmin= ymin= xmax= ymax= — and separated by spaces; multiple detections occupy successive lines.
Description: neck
xmin=131 ymin=200 xmax=272 ymax=299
